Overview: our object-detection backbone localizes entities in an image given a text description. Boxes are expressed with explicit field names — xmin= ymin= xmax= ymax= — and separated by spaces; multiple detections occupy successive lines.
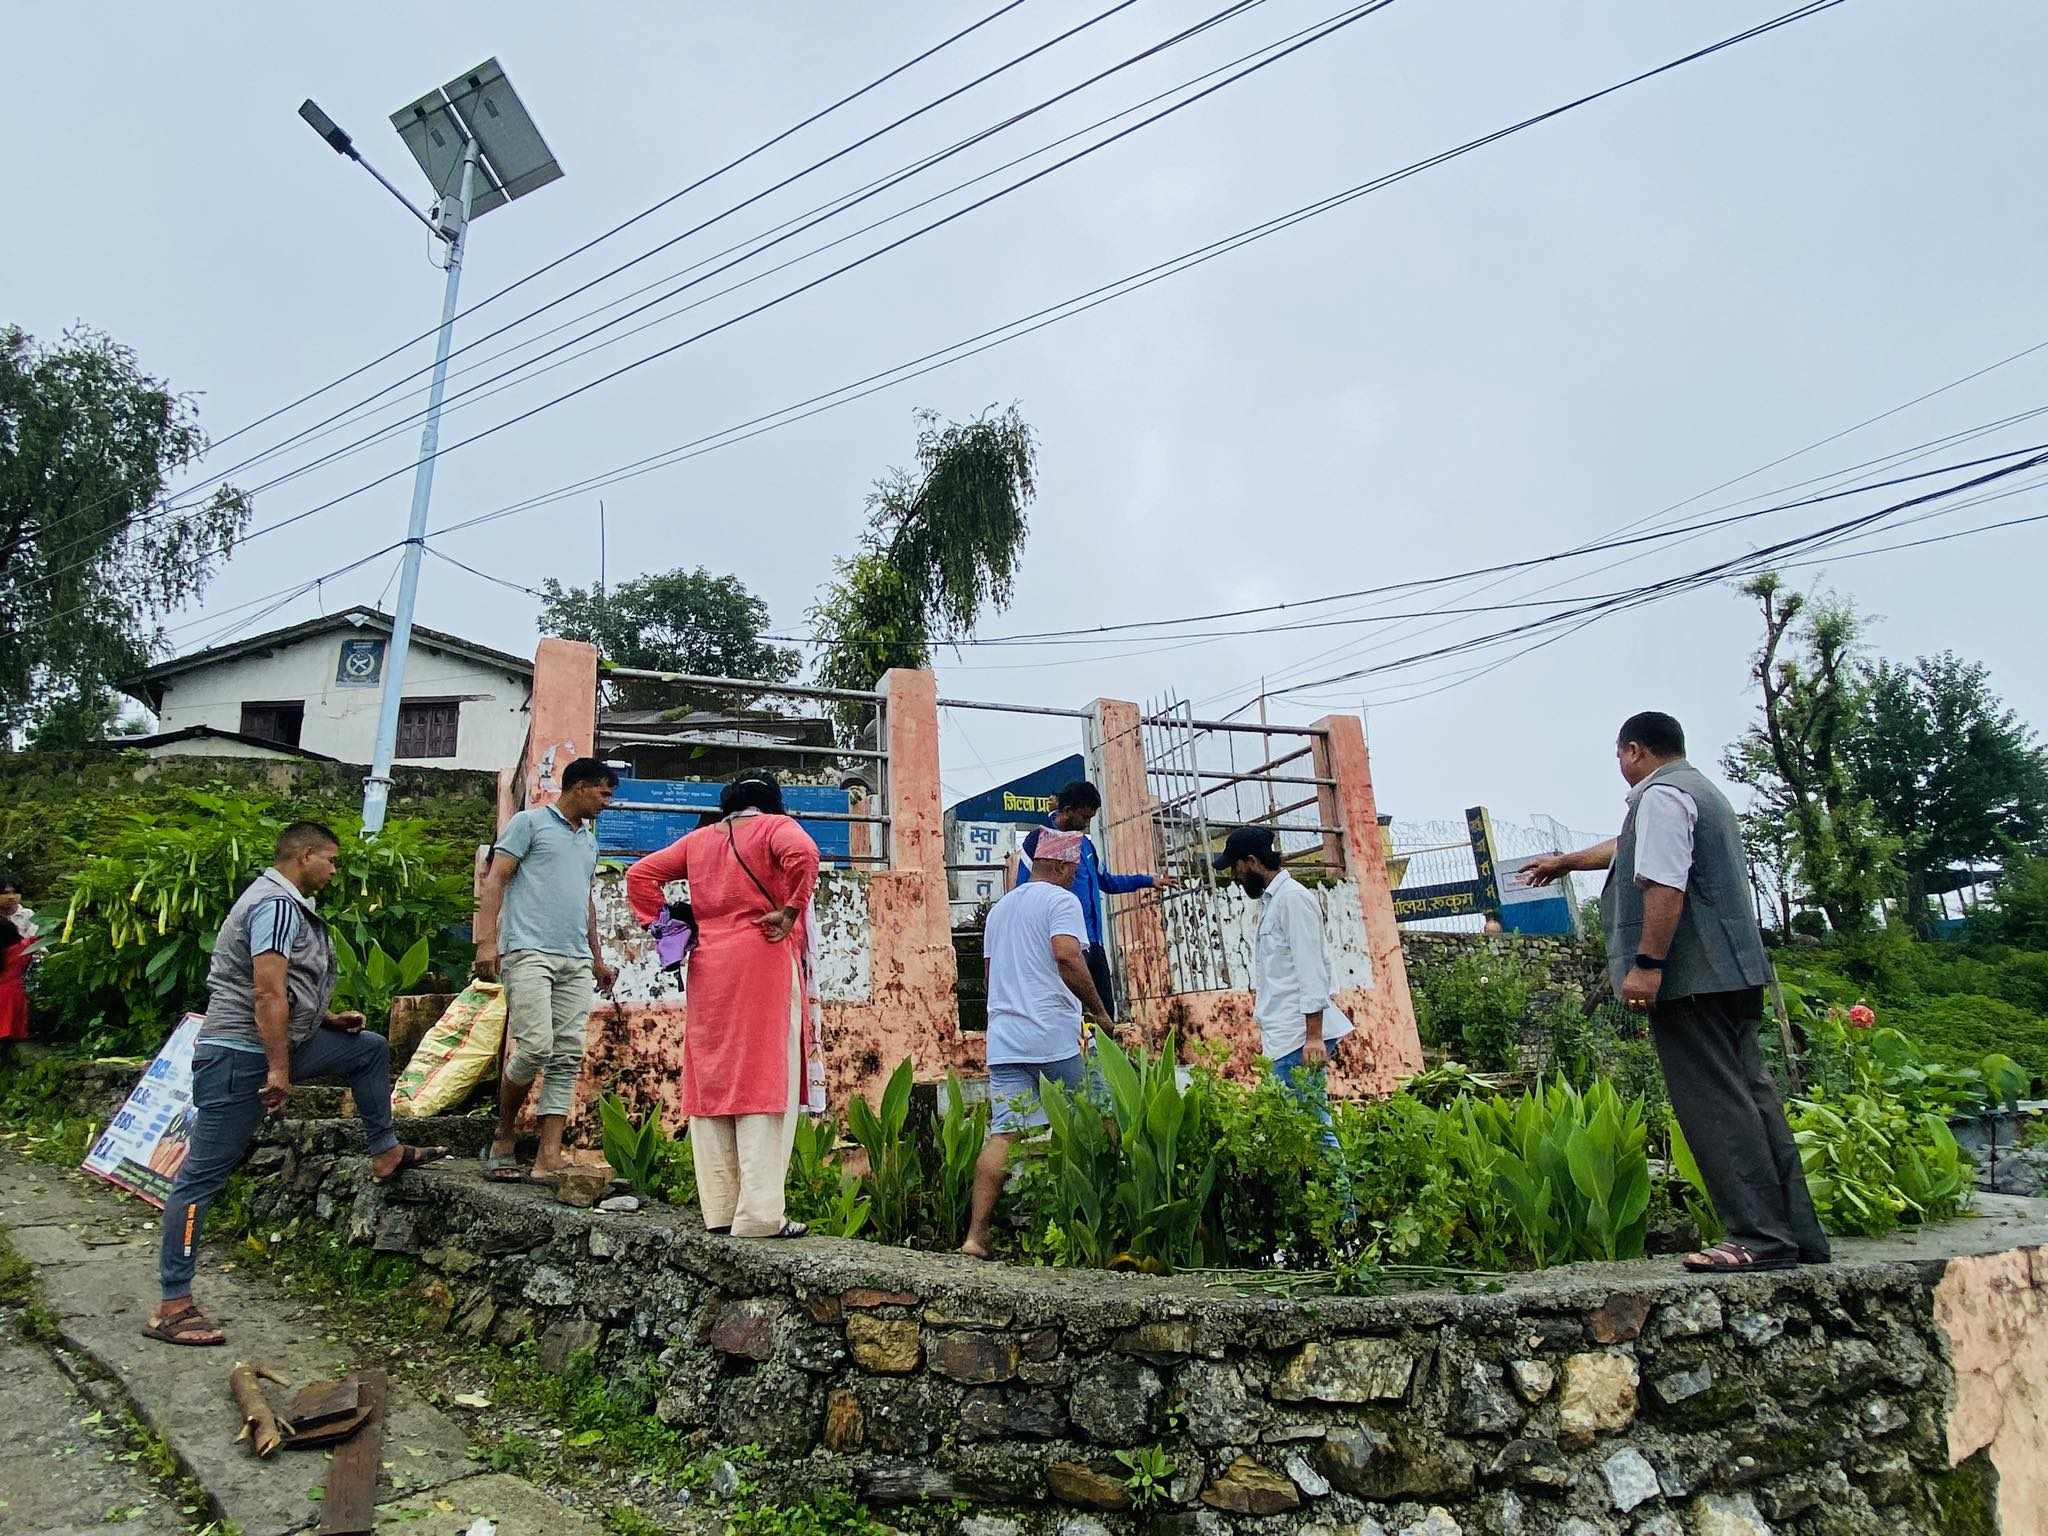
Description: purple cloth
xmin=651 ymin=908 xmax=696 ymax=970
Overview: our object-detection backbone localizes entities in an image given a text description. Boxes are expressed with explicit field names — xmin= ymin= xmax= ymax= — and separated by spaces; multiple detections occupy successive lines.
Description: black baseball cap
xmin=1212 ymin=825 xmax=1278 ymax=871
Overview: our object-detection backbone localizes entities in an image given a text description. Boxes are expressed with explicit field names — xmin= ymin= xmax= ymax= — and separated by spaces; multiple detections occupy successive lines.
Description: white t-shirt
xmin=984 ymin=881 xmax=1090 ymax=1066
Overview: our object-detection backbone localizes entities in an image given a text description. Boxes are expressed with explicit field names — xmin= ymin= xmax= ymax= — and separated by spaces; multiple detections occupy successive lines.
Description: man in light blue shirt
xmin=475 ymin=758 xmax=618 ymax=1182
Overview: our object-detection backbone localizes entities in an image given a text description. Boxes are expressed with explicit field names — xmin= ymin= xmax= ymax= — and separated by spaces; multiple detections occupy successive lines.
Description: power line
xmin=184 ymin=0 xmax=1351 ymax=505
xmin=134 ymin=0 xmax=1278 ymax=527
xmin=11 ymin=0 xmax=1851 ymax=646
xmin=119 ymin=1 xmax=1038 ymax=487
xmin=24 ymin=0 xmax=1334 ymax=595
xmin=108 ymin=0 xmax=1167 ymax=536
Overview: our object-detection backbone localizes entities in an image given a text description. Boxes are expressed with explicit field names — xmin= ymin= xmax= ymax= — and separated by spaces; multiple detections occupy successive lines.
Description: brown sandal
xmin=1682 ymin=1241 xmax=1794 ymax=1274
xmin=142 ymin=1305 xmax=226 ymax=1347
xmin=376 ymin=1145 xmax=450 ymax=1181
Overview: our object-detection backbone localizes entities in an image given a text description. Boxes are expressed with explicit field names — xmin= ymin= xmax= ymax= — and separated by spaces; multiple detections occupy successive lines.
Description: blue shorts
xmin=988 ymin=1053 xmax=1087 ymax=1134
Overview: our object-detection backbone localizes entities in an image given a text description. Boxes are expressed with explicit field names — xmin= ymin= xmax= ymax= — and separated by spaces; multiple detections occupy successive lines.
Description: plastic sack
xmin=392 ymin=980 xmax=505 ymax=1118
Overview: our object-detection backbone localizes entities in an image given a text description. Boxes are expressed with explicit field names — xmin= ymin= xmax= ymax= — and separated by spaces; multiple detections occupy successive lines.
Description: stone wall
xmin=248 ymin=1124 xmax=2042 ymax=1536
xmin=1401 ymin=932 xmax=1612 ymax=1012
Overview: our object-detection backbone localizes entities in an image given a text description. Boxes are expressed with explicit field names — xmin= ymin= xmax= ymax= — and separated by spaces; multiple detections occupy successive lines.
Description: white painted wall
xmin=150 ymin=626 xmax=530 ymax=771
xmin=138 ymin=735 xmax=306 ymax=762
xmin=1160 ymin=879 xmax=1375 ymax=996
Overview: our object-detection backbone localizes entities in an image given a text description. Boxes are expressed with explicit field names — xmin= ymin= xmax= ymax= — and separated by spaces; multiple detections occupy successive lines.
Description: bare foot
xmin=959 ymin=1238 xmax=995 ymax=1261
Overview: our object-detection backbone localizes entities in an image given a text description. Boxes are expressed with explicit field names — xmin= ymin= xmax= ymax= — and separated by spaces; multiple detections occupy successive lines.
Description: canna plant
xmin=930 ymin=1071 xmax=989 ymax=1247
xmin=845 ymin=1057 xmax=919 ymax=1242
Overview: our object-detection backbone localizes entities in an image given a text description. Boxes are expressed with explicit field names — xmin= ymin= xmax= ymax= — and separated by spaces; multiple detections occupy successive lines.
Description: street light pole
xmin=301 ymin=62 xmax=561 ymax=835
xmin=361 ymin=134 xmax=479 ymax=834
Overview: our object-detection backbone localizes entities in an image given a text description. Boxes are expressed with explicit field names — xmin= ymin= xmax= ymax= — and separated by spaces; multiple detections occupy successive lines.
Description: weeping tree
xmin=810 ymin=406 xmax=1037 ymax=730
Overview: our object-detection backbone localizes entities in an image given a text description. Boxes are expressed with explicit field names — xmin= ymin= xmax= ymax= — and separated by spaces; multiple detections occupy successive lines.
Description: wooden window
xmin=395 ymin=698 xmax=460 ymax=759
xmin=239 ymin=701 xmax=305 ymax=747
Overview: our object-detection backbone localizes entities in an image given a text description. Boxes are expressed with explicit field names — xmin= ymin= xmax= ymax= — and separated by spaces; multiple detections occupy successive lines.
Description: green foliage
xmin=1846 ymin=654 xmax=2048 ymax=932
xmin=722 ymin=1489 xmax=891 ymax=1536
xmin=1408 ymin=948 xmax=1538 ymax=1070
xmin=330 ymin=932 xmax=430 ymax=1026
xmin=785 ymin=1115 xmax=869 ymax=1238
xmin=810 ymin=406 xmax=1037 ymax=725
xmin=1 ymin=324 xmax=250 ymax=741
xmin=1201 ymin=1066 xmax=1351 ymax=1268
xmin=1032 ymin=1034 xmax=1218 ymax=1273
xmin=30 ymin=790 xmax=468 ymax=1053
xmin=540 ymin=565 xmax=801 ymax=713
xmin=1727 ymin=572 xmax=1897 ymax=935
xmin=844 ymin=1057 xmax=917 ymax=1242
xmin=1667 ymin=1116 xmax=1725 ymax=1245
xmin=597 ymin=1092 xmax=692 ymax=1202
xmin=1449 ymin=1079 xmax=1652 ymax=1265
xmin=930 ymin=1071 xmax=988 ymax=1248
xmin=1114 ymin=1446 xmax=1177 ymax=1509
xmin=1986 ymin=853 xmax=2048 ymax=949
xmin=1788 ymin=1009 xmax=1978 ymax=1237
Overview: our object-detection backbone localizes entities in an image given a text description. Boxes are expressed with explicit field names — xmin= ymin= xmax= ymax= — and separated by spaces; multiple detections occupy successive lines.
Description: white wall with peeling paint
xmin=1160 ymin=879 xmax=1374 ymax=996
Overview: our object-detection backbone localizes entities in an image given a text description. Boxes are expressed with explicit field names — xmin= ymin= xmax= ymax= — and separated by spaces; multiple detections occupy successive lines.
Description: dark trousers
xmin=159 ymin=1031 xmax=398 ymax=1299
xmin=1085 ymin=943 xmax=1118 ymax=1018
xmin=1650 ymin=986 xmax=1830 ymax=1264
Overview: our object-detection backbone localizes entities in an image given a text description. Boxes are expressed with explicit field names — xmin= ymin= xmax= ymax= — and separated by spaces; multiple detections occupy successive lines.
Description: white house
xmin=117 ymin=607 xmax=533 ymax=773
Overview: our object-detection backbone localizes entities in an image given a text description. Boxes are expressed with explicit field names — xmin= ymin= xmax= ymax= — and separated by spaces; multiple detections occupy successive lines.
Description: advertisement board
xmin=81 ymin=1014 xmax=204 ymax=1207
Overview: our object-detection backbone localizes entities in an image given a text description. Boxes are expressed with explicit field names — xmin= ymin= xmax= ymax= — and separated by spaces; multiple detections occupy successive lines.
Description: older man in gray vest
xmin=1522 ymin=711 xmax=1829 ymax=1273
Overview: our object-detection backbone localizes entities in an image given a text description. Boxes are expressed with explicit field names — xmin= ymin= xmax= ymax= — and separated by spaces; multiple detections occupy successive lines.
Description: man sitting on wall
xmin=146 ymin=821 xmax=445 ymax=1347
xmin=963 ymin=829 xmax=1112 ymax=1260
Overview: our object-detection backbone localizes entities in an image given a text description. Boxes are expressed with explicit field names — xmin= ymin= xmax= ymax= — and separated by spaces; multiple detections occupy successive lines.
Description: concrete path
xmin=0 ymin=1150 xmax=599 ymax=1536
xmin=0 ymin=1333 xmax=189 ymax=1535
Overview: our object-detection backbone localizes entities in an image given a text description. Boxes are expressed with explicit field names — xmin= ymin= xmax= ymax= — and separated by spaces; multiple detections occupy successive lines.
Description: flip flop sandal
xmin=1683 ymin=1241 xmax=1794 ymax=1274
xmin=376 ymin=1146 xmax=450 ymax=1182
xmin=142 ymin=1308 xmax=226 ymax=1347
xmin=765 ymin=1221 xmax=808 ymax=1240
xmin=481 ymin=1151 xmax=524 ymax=1182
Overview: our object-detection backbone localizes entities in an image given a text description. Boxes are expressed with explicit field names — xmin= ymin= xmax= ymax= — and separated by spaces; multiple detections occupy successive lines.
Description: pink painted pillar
xmin=1091 ymin=697 xmax=1171 ymax=1039
xmin=520 ymin=637 xmax=599 ymax=814
xmin=1312 ymin=713 xmax=1422 ymax=1086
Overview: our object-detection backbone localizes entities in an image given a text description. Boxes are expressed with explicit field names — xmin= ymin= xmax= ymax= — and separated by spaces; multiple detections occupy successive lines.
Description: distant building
xmin=116 ymin=607 xmax=532 ymax=772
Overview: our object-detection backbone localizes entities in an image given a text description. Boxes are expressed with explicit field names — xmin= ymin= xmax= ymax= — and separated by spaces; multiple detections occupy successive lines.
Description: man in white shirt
xmin=1215 ymin=827 xmax=1353 ymax=1141
xmin=962 ymin=829 xmax=1111 ymax=1259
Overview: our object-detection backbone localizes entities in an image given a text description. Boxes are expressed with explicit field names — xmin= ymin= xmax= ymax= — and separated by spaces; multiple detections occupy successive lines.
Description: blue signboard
xmin=947 ymin=754 xmax=1086 ymax=826
xmin=599 ymin=777 xmax=852 ymax=862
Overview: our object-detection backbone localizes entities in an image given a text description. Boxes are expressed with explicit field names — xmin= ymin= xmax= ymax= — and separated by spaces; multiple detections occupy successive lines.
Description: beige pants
xmin=691 ymin=955 xmax=801 ymax=1237
xmin=502 ymin=950 xmax=593 ymax=1119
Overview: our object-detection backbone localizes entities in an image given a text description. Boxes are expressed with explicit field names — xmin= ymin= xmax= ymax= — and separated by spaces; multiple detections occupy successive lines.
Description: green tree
xmin=537 ymin=566 xmax=800 ymax=710
xmin=1 ymin=325 xmax=250 ymax=744
xmin=1724 ymin=573 xmax=1895 ymax=935
xmin=810 ymin=406 xmax=1037 ymax=726
xmin=1846 ymin=653 xmax=2048 ymax=932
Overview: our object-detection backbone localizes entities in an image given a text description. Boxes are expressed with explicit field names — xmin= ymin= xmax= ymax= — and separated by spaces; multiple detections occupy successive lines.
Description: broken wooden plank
xmin=281 ymin=1405 xmax=371 ymax=1450
xmin=286 ymin=1375 xmax=360 ymax=1431
xmin=318 ymin=1368 xmax=386 ymax=1536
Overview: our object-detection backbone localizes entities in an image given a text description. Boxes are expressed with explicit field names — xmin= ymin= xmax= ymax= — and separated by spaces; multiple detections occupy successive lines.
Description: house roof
xmin=103 ymin=725 xmax=342 ymax=762
xmin=122 ymin=607 xmax=532 ymax=702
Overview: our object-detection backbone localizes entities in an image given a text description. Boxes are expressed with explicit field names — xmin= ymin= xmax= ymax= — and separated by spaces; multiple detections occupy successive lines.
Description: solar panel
xmin=388 ymin=58 xmax=561 ymax=221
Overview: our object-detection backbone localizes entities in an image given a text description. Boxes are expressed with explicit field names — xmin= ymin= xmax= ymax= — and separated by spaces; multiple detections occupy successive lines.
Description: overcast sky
xmin=9 ymin=0 xmax=2046 ymax=840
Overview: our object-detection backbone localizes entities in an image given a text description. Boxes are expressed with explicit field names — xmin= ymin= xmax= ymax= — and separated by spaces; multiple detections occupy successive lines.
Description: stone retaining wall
xmin=1400 ymin=933 xmax=1612 ymax=1012
xmin=246 ymin=1121 xmax=2045 ymax=1536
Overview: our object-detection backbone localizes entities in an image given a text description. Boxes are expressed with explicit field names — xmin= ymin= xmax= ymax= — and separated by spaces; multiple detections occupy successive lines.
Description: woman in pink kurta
xmin=625 ymin=772 xmax=820 ymax=1237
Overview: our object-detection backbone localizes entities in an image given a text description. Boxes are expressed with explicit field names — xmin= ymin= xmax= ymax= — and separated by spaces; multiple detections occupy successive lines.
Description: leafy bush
xmin=1445 ymin=1079 xmax=1651 ymax=1266
xmin=595 ymin=1092 xmax=693 ymax=1202
xmin=1884 ymin=994 xmax=2048 ymax=1085
xmin=1409 ymin=949 xmax=1539 ymax=1071
xmin=844 ymin=1058 xmax=917 ymax=1243
xmin=786 ymin=1115 xmax=869 ymax=1238
xmin=930 ymin=1071 xmax=988 ymax=1248
xmin=1983 ymin=852 xmax=2048 ymax=948
xmin=31 ymin=791 xmax=468 ymax=1053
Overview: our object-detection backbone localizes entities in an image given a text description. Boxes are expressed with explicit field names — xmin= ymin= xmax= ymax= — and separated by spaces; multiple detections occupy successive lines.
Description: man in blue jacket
xmin=1015 ymin=780 xmax=1172 ymax=1016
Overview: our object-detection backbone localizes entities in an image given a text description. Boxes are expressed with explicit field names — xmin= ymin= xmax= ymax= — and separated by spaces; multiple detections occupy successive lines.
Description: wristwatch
xmin=1633 ymin=952 xmax=1666 ymax=971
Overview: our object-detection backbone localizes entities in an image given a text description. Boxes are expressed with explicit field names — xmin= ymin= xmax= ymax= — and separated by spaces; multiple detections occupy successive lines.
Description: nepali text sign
xmin=947 ymin=754 xmax=1086 ymax=826
xmin=82 ymin=1014 xmax=203 ymax=1207
xmin=599 ymin=777 xmax=853 ymax=862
